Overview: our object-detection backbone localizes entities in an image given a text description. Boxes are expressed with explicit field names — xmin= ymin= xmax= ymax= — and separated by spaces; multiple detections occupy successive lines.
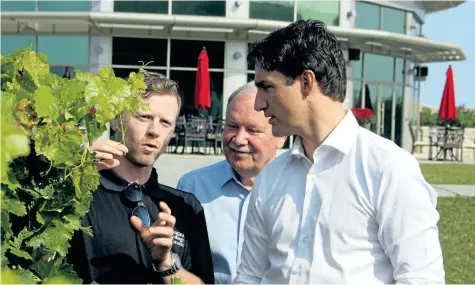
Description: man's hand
xmin=90 ymin=139 xmax=128 ymax=171
xmin=130 ymin=201 xmax=176 ymax=271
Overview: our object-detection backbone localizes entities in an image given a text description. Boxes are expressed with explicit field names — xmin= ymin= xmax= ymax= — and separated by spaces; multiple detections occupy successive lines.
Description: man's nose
xmin=147 ymin=120 xmax=161 ymax=138
xmin=233 ymin=128 xmax=248 ymax=145
xmin=254 ymin=90 xmax=267 ymax=111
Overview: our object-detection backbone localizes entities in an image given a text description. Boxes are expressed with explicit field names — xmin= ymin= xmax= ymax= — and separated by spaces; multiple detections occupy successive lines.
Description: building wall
xmin=1 ymin=0 xmax=431 ymax=150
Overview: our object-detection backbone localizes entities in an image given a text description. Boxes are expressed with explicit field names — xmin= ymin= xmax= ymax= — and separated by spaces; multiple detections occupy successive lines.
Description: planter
xmin=363 ymin=123 xmax=371 ymax=130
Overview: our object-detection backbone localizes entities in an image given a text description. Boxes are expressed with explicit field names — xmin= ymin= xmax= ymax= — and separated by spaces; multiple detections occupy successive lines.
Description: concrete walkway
xmin=155 ymin=153 xmax=475 ymax=198
xmin=433 ymin=184 xmax=475 ymax=197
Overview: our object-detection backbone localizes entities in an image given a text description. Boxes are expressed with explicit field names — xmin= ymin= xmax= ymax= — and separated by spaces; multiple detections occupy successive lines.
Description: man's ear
xmin=301 ymin=70 xmax=316 ymax=96
xmin=276 ymin=136 xmax=287 ymax=150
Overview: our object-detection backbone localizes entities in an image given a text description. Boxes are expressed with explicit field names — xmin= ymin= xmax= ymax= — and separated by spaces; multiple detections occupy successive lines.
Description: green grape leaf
xmin=37 ymin=212 xmax=46 ymax=225
xmin=38 ymin=260 xmax=82 ymax=284
xmin=27 ymin=223 xmax=72 ymax=256
xmin=1 ymin=267 xmax=38 ymax=284
xmin=98 ymin=66 xmax=115 ymax=79
xmin=8 ymin=246 xmax=33 ymax=261
xmin=1 ymin=211 xmax=12 ymax=235
xmin=34 ymin=86 xmax=60 ymax=120
xmin=20 ymin=49 xmax=50 ymax=86
xmin=84 ymin=114 xmax=107 ymax=143
xmin=1 ymin=190 xmax=27 ymax=217
xmin=1 ymin=114 xmax=30 ymax=181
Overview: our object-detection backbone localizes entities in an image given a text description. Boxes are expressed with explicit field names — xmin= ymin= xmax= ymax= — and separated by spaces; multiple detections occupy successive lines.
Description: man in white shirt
xmin=178 ymin=82 xmax=286 ymax=283
xmin=234 ymin=19 xmax=445 ymax=284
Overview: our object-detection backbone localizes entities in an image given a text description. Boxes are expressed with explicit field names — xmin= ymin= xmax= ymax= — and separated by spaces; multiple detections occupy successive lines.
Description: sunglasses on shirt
xmin=124 ymin=182 xmax=151 ymax=227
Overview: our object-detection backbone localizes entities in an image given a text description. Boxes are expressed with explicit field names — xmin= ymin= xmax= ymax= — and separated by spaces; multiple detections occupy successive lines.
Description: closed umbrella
xmin=195 ymin=47 xmax=211 ymax=110
xmin=438 ymin=65 xmax=457 ymax=120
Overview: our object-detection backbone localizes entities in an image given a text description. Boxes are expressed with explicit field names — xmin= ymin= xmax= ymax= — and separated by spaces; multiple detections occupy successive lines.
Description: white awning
xmin=1 ymin=11 xmax=466 ymax=63
xmin=423 ymin=0 xmax=466 ymax=13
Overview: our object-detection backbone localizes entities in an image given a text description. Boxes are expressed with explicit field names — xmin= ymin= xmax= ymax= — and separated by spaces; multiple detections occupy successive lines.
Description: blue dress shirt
xmin=177 ymin=160 xmax=250 ymax=284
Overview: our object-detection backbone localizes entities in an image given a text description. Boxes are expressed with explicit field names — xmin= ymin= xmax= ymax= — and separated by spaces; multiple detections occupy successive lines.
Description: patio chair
xmin=434 ymin=127 xmax=464 ymax=161
xmin=182 ymin=117 xmax=208 ymax=154
xmin=409 ymin=123 xmax=432 ymax=155
xmin=206 ymin=119 xmax=225 ymax=155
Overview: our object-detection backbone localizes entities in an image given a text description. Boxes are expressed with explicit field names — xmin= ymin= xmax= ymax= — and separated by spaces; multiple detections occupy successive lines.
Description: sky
xmin=420 ymin=1 xmax=475 ymax=108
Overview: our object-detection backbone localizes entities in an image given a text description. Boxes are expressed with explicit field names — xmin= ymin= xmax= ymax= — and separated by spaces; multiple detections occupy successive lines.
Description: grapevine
xmin=1 ymin=47 xmax=148 ymax=283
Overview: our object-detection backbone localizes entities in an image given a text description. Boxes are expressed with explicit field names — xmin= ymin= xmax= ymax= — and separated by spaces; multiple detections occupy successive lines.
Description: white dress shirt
xmin=234 ymin=111 xmax=444 ymax=284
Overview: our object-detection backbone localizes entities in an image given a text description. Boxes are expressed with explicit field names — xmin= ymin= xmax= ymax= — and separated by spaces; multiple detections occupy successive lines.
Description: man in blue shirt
xmin=177 ymin=82 xmax=286 ymax=283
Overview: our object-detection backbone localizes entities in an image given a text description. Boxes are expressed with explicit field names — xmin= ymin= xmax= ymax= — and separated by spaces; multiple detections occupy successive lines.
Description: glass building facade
xmin=3 ymin=0 xmax=453 ymax=150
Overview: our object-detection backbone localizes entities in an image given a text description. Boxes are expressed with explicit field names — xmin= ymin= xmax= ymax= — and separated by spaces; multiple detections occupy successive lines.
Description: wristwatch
xmin=153 ymin=253 xmax=182 ymax=277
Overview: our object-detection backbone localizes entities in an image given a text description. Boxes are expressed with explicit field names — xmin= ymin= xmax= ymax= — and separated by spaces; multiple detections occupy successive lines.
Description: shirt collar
xmin=99 ymin=168 xmax=160 ymax=192
xmin=217 ymin=160 xmax=241 ymax=188
xmin=291 ymin=110 xmax=359 ymax=159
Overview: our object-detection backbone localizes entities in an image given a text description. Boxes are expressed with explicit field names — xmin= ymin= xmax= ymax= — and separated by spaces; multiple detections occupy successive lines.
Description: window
xmin=171 ymin=40 xmax=224 ymax=69
xmin=296 ymin=1 xmax=339 ymax=26
xmin=1 ymin=1 xmax=35 ymax=11
xmin=114 ymin=0 xmax=168 ymax=14
xmin=37 ymin=36 xmax=89 ymax=66
xmin=170 ymin=71 xmax=224 ymax=120
xmin=382 ymin=6 xmax=405 ymax=34
xmin=249 ymin=0 xmax=294 ymax=22
xmin=38 ymin=0 xmax=89 ymax=11
xmin=112 ymin=37 xmax=168 ymax=67
xmin=1 ymin=35 xmax=36 ymax=55
xmin=355 ymin=1 xmax=380 ymax=30
xmin=411 ymin=15 xmax=422 ymax=37
xmin=172 ymin=1 xmax=225 ymax=16
xmin=395 ymin=58 xmax=404 ymax=84
xmin=363 ymin=54 xmax=394 ymax=83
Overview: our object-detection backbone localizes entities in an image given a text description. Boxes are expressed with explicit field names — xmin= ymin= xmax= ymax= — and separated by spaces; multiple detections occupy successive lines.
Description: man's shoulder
xmin=255 ymin=149 xmax=294 ymax=186
xmin=358 ymin=128 xmax=418 ymax=171
xmin=155 ymin=183 xmax=204 ymax=214
xmin=178 ymin=160 xmax=230 ymax=189
xmin=180 ymin=160 xmax=229 ymax=180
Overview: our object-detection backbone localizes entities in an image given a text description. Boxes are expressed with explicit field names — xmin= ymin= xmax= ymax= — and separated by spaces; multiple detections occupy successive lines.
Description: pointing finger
xmin=159 ymin=202 xmax=171 ymax=215
xmin=130 ymin=216 xmax=150 ymax=238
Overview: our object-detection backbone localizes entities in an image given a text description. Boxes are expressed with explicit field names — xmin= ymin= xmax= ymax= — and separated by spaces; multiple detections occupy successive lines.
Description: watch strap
xmin=153 ymin=253 xmax=182 ymax=277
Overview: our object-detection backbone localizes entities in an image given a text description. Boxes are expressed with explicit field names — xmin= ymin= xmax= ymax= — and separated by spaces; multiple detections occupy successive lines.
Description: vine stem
xmin=120 ymin=113 xmax=127 ymax=145
xmin=64 ymin=147 xmax=88 ymax=180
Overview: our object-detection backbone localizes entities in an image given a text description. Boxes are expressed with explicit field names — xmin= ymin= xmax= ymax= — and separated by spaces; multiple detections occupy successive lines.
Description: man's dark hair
xmin=247 ymin=19 xmax=347 ymax=103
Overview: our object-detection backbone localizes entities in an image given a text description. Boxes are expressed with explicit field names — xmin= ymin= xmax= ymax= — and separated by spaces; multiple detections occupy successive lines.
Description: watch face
xmin=172 ymin=253 xmax=182 ymax=269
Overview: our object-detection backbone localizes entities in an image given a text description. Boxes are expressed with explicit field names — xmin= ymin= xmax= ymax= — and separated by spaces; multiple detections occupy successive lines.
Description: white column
xmin=223 ymin=0 xmax=249 ymax=118
xmin=341 ymin=0 xmax=356 ymax=109
xmin=223 ymin=42 xmax=248 ymax=119
xmin=400 ymin=12 xmax=414 ymax=152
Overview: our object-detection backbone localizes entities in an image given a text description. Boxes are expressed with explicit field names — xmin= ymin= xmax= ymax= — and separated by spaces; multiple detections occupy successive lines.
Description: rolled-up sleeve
xmin=376 ymin=155 xmax=445 ymax=284
xmin=234 ymin=179 xmax=270 ymax=284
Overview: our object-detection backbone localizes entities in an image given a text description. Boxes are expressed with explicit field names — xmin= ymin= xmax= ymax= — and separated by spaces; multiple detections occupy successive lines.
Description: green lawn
xmin=421 ymin=164 xmax=475 ymax=184
xmin=437 ymin=197 xmax=475 ymax=283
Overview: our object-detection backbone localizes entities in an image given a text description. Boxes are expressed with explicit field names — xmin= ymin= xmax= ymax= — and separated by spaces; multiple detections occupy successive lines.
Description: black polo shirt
xmin=68 ymin=168 xmax=215 ymax=284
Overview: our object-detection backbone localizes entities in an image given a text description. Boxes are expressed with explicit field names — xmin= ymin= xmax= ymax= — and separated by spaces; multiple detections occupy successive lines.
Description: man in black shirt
xmin=68 ymin=72 xmax=214 ymax=284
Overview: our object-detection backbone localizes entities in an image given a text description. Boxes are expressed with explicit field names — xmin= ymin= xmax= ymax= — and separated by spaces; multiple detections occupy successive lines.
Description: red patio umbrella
xmin=195 ymin=47 xmax=211 ymax=110
xmin=438 ymin=65 xmax=457 ymax=120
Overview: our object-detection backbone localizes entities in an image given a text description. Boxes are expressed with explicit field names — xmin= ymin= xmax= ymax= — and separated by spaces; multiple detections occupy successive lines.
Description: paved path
xmin=433 ymin=184 xmax=475 ymax=197
xmin=155 ymin=153 xmax=475 ymax=198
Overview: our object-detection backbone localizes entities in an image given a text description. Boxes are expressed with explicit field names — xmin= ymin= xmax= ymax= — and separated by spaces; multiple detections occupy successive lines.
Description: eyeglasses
xmin=124 ymin=182 xmax=151 ymax=227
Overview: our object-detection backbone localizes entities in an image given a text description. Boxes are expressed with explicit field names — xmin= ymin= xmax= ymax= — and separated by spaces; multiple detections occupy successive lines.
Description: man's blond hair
xmin=110 ymin=72 xmax=181 ymax=136
xmin=142 ymin=72 xmax=181 ymax=111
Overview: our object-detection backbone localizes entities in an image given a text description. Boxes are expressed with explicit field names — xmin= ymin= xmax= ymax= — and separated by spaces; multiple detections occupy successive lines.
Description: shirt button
xmin=301 ymin=235 xmax=308 ymax=244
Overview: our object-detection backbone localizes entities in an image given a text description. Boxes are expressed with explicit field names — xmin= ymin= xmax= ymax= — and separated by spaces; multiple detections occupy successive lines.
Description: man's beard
xmin=125 ymin=151 xmax=156 ymax=168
